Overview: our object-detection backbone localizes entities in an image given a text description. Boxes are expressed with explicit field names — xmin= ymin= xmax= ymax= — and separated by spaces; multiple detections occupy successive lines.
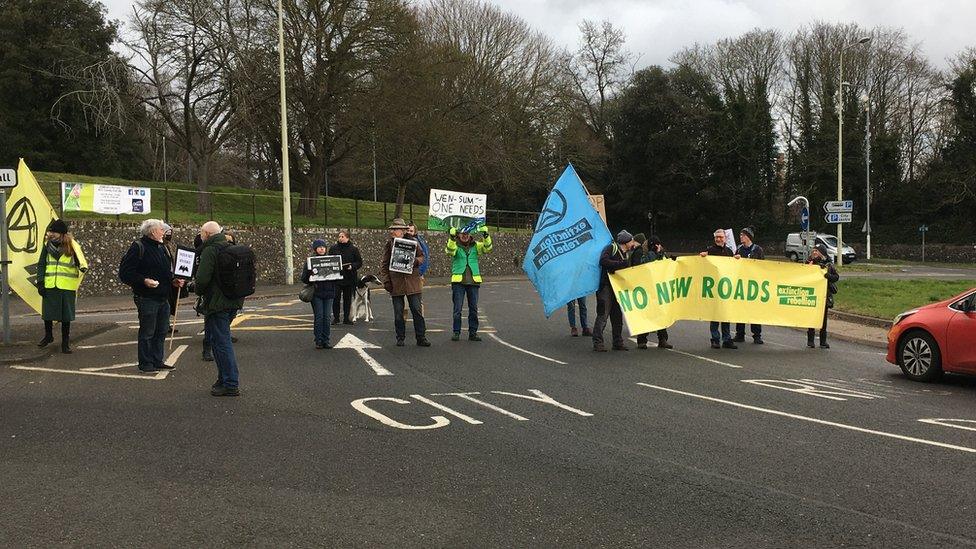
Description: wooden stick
xmin=168 ymin=289 xmax=180 ymax=351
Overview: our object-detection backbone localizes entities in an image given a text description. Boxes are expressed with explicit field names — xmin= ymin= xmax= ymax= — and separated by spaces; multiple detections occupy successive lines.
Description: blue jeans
xmin=206 ymin=310 xmax=239 ymax=388
xmin=451 ymin=283 xmax=480 ymax=335
xmin=392 ymin=294 xmax=425 ymax=341
xmin=135 ymin=296 xmax=170 ymax=371
xmin=567 ymin=297 xmax=588 ymax=329
xmin=710 ymin=321 xmax=732 ymax=344
xmin=312 ymin=296 xmax=333 ymax=345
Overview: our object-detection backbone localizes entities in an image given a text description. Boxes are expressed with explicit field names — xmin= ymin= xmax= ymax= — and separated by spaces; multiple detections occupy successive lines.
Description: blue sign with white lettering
xmin=800 ymin=207 xmax=810 ymax=231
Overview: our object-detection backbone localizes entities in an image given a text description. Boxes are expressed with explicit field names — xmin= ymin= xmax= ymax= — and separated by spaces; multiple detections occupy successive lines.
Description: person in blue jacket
xmin=301 ymin=239 xmax=337 ymax=349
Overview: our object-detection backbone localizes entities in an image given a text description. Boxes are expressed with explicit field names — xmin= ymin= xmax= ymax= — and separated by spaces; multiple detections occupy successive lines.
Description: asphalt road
xmin=3 ymin=280 xmax=976 ymax=547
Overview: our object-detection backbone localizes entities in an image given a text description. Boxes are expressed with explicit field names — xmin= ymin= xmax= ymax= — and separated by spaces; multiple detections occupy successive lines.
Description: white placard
xmin=174 ymin=247 xmax=196 ymax=279
xmin=389 ymin=238 xmax=417 ymax=274
xmin=308 ymin=255 xmax=343 ymax=282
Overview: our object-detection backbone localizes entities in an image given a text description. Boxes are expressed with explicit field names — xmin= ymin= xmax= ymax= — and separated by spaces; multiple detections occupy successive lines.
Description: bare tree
xmin=566 ymin=20 xmax=632 ymax=142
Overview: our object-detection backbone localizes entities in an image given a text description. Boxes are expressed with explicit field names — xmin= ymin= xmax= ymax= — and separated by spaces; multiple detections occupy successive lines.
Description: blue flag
xmin=523 ymin=164 xmax=612 ymax=317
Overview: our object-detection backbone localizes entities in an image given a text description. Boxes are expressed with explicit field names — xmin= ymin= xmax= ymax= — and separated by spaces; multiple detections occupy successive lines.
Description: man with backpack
xmin=195 ymin=221 xmax=255 ymax=396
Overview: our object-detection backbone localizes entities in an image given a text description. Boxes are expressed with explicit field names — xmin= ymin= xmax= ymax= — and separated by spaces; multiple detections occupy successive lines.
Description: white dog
xmin=352 ymin=274 xmax=383 ymax=322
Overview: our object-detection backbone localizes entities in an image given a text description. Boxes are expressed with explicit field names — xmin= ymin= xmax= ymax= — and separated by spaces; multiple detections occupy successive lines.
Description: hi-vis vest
xmin=446 ymin=235 xmax=493 ymax=283
xmin=43 ymin=241 xmax=88 ymax=291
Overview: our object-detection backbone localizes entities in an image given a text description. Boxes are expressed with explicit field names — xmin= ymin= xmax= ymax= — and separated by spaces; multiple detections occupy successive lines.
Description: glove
xmin=449 ymin=228 xmax=458 ymax=237
xmin=37 ymin=287 xmax=46 ymax=297
xmin=480 ymin=228 xmax=489 ymax=237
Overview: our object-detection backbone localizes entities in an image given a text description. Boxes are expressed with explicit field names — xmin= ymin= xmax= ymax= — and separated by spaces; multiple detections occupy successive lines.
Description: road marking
xmin=127 ymin=319 xmax=204 ymax=328
xmin=741 ymin=379 xmax=884 ymax=401
xmin=410 ymin=395 xmax=483 ymax=424
xmin=431 ymin=392 xmax=529 ymax=421
xmin=79 ymin=344 xmax=188 ymax=373
xmin=334 ymin=333 xmax=392 ymax=376
xmin=77 ymin=336 xmax=193 ymax=349
xmin=491 ymin=389 xmax=593 ymax=416
xmin=487 ymin=333 xmax=567 ymax=365
xmin=9 ymin=365 xmax=169 ymax=381
xmin=166 ymin=344 xmax=188 ymax=366
xmin=919 ymin=419 xmax=976 ymax=432
xmin=350 ymin=397 xmax=451 ymax=430
xmin=637 ymin=383 xmax=976 ymax=454
xmin=665 ymin=348 xmax=743 ymax=369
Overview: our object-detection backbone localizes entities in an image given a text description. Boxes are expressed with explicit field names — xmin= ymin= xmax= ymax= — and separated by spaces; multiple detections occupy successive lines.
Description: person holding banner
xmin=593 ymin=230 xmax=639 ymax=352
xmin=380 ymin=218 xmax=430 ymax=347
xmin=446 ymin=226 xmax=492 ymax=341
xmin=301 ymin=239 xmax=337 ymax=349
xmin=700 ymin=229 xmax=740 ymax=349
xmin=36 ymin=220 xmax=88 ymax=354
xmin=631 ymin=234 xmax=674 ymax=350
xmin=328 ymin=230 xmax=363 ymax=325
xmin=806 ymin=244 xmax=840 ymax=349
xmin=734 ymin=227 xmax=766 ymax=345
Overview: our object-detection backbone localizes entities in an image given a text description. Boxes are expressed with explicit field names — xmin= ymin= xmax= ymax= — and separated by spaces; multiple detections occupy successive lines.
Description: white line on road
xmin=166 ymin=344 xmax=188 ymax=366
xmin=334 ymin=333 xmax=393 ymax=376
xmin=9 ymin=365 xmax=169 ymax=381
xmin=919 ymin=419 xmax=976 ymax=432
xmin=665 ymin=348 xmax=743 ymax=369
xmin=410 ymin=395 xmax=483 ymax=424
xmin=636 ymin=383 xmax=976 ymax=454
xmin=77 ymin=336 xmax=193 ymax=349
xmin=487 ymin=333 xmax=567 ymax=365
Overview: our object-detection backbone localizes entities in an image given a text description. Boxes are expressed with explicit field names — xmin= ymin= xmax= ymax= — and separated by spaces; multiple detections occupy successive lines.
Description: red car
xmin=887 ymin=288 xmax=976 ymax=381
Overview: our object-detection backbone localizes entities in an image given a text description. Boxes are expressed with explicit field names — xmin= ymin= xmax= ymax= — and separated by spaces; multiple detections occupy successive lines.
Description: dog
xmin=352 ymin=274 xmax=383 ymax=322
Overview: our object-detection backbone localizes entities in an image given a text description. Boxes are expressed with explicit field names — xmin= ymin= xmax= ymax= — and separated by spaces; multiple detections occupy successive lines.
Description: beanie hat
xmin=648 ymin=235 xmax=662 ymax=247
xmin=48 ymin=219 xmax=68 ymax=234
xmin=633 ymin=233 xmax=646 ymax=244
xmin=615 ymin=230 xmax=634 ymax=244
xmin=311 ymin=239 xmax=327 ymax=250
xmin=740 ymin=227 xmax=755 ymax=240
xmin=814 ymin=243 xmax=830 ymax=258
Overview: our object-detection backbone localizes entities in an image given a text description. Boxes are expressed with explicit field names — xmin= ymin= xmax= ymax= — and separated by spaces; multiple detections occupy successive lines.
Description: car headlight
xmin=894 ymin=309 xmax=918 ymax=325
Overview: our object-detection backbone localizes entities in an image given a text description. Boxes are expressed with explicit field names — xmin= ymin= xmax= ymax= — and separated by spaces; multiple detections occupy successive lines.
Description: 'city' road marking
xmin=919 ymin=419 xmax=976 ymax=432
xmin=334 ymin=333 xmax=392 ymax=376
xmin=487 ymin=333 xmax=567 ymax=365
xmin=9 ymin=365 xmax=169 ymax=381
xmin=637 ymin=383 xmax=976 ymax=454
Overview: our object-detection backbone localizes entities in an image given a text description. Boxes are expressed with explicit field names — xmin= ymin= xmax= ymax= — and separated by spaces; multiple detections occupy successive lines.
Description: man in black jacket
xmin=593 ymin=230 xmax=639 ymax=352
xmin=734 ymin=227 xmax=766 ymax=344
xmin=807 ymin=244 xmax=840 ymax=349
xmin=119 ymin=219 xmax=184 ymax=373
xmin=699 ymin=229 xmax=739 ymax=349
xmin=328 ymin=230 xmax=363 ymax=325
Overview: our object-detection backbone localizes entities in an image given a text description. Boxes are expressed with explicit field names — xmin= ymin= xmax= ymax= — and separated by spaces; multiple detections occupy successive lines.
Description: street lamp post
xmin=277 ymin=0 xmax=294 ymax=284
xmin=836 ymin=35 xmax=871 ymax=267
xmin=862 ymin=91 xmax=872 ymax=260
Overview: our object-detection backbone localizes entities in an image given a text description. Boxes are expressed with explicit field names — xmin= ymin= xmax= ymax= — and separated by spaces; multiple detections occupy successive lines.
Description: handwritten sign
xmin=389 ymin=238 xmax=418 ymax=274
xmin=173 ymin=247 xmax=196 ymax=279
xmin=428 ymin=189 xmax=487 ymax=232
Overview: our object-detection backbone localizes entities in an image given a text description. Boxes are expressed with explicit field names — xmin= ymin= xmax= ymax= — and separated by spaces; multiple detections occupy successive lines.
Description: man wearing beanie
xmin=630 ymin=233 xmax=674 ymax=349
xmin=734 ymin=227 xmax=766 ymax=344
xmin=593 ymin=230 xmax=638 ymax=352
xmin=301 ymin=239 xmax=337 ymax=348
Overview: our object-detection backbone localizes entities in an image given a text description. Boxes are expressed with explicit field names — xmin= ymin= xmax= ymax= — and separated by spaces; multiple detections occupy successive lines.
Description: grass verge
xmin=834 ymin=279 xmax=976 ymax=320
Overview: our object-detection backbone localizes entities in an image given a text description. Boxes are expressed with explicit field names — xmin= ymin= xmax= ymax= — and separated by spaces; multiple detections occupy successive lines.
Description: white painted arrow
xmin=334 ymin=333 xmax=392 ymax=376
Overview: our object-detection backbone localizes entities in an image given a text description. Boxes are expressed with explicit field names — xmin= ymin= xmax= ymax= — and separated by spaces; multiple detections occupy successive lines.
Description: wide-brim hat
xmin=388 ymin=218 xmax=409 ymax=230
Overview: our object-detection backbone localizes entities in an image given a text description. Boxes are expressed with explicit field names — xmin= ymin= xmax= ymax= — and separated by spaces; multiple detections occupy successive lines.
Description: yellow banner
xmin=609 ymin=256 xmax=828 ymax=333
xmin=4 ymin=159 xmax=60 ymax=314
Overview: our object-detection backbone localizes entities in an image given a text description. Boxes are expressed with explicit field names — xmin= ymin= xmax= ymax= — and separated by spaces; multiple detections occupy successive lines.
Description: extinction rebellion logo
xmin=777 ymin=285 xmax=818 ymax=307
xmin=531 ymin=190 xmax=595 ymax=269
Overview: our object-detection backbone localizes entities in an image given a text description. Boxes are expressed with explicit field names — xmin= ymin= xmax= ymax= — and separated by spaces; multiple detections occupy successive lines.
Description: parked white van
xmin=785 ymin=232 xmax=857 ymax=263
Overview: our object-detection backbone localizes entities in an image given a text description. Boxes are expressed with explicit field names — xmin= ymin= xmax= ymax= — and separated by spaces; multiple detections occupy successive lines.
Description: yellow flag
xmin=609 ymin=256 xmax=828 ymax=334
xmin=4 ymin=159 xmax=59 ymax=314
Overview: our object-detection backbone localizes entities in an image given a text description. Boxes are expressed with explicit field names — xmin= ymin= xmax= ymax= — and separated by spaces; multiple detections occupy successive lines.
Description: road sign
xmin=0 ymin=169 xmax=16 ymax=188
xmin=824 ymin=213 xmax=852 ymax=224
xmin=919 ymin=225 xmax=929 ymax=233
xmin=800 ymin=207 xmax=810 ymax=231
xmin=823 ymin=200 xmax=853 ymax=213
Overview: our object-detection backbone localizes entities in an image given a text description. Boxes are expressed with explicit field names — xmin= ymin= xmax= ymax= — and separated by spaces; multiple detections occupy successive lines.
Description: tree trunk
xmin=394 ymin=181 xmax=407 ymax=218
xmin=195 ymin=154 xmax=210 ymax=215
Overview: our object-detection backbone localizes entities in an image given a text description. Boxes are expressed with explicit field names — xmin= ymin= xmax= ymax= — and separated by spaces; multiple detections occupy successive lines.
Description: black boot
xmin=60 ymin=322 xmax=71 ymax=354
xmin=807 ymin=330 xmax=815 ymax=348
xmin=819 ymin=329 xmax=830 ymax=349
xmin=38 ymin=321 xmax=54 ymax=347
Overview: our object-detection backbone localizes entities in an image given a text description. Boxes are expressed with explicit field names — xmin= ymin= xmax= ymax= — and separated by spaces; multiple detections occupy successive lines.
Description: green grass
xmin=859 ymin=258 xmax=976 ymax=270
xmin=834 ymin=279 xmax=976 ymax=320
xmin=835 ymin=263 xmax=901 ymax=273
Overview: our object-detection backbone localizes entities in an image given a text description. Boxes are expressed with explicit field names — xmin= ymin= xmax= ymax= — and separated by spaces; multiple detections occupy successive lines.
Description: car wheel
xmin=897 ymin=330 xmax=943 ymax=382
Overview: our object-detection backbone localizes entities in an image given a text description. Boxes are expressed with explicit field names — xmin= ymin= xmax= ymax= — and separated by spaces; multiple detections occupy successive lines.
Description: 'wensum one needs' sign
xmin=427 ymin=189 xmax=487 ymax=232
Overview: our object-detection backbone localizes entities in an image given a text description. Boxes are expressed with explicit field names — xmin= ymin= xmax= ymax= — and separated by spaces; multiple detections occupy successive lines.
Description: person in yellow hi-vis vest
xmin=36 ymin=219 xmax=88 ymax=354
xmin=445 ymin=226 xmax=492 ymax=342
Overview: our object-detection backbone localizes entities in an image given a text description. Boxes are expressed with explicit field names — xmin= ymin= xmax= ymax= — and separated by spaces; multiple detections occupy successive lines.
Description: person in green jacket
xmin=446 ymin=226 xmax=492 ymax=341
xmin=195 ymin=221 xmax=245 ymax=396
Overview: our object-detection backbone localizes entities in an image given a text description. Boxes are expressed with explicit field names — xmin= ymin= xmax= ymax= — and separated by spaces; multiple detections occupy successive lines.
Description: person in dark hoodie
xmin=593 ymin=230 xmax=639 ymax=352
xmin=631 ymin=234 xmax=674 ymax=349
xmin=328 ymin=230 xmax=363 ymax=325
xmin=734 ymin=227 xmax=766 ymax=345
xmin=119 ymin=219 xmax=184 ymax=372
xmin=806 ymin=243 xmax=839 ymax=349
xmin=700 ymin=229 xmax=740 ymax=349
xmin=302 ymin=239 xmax=337 ymax=349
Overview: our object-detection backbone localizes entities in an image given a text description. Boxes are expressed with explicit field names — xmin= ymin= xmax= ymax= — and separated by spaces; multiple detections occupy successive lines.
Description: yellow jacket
xmin=39 ymin=240 xmax=88 ymax=291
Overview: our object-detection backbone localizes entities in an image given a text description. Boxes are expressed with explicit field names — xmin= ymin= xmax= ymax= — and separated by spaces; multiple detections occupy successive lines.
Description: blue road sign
xmin=800 ymin=207 xmax=810 ymax=231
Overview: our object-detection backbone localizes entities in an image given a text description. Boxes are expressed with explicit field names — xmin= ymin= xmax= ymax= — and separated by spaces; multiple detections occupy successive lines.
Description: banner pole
xmin=169 ymin=293 xmax=179 ymax=351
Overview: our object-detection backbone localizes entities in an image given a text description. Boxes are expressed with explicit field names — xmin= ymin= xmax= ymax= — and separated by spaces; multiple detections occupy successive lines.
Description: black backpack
xmin=216 ymin=243 xmax=256 ymax=299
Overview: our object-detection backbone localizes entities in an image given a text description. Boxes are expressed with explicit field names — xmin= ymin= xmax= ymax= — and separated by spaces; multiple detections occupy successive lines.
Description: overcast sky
xmin=101 ymin=0 xmax=974 ymax=68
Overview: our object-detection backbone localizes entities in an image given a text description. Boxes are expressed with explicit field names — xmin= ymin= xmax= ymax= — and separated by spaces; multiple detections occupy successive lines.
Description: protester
xmin=807 ymin=243 xmax=840 ymax=349
xmin=301 ymin=239 xmax=337 ymax=349
xmin=700 ymin=229 xmax=739 ymax=349
xmin=734 ymin=227 xmax=766 ymax=345
xmin=192 ymin=233 xmax=214 ymax=362
xmin=195 ymin=221 xmax=245 ymax=396
xmin=36 ymin=219 xmax=87 ymax=354
xmin=631 ymin=234 xmax=674 ymax=349
xmin=162 ymin=224 xmax=189 ymax=334
xmin=593 ymin=230 xmax=638 ymax=352
xmin=380 ymin=218 xmax=430 ymax=347
xmin=119 ymin=219 xmax=183 ymax=372
xmin=446 ymin=226 xmax=492 ymax=341
xmin=407 ymin=222 xmax=431 ymax=278
xmin=566 ymin=297 xmax=590 ymax=337
xmin=328 ymin=230 xmax=363 ymax=325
